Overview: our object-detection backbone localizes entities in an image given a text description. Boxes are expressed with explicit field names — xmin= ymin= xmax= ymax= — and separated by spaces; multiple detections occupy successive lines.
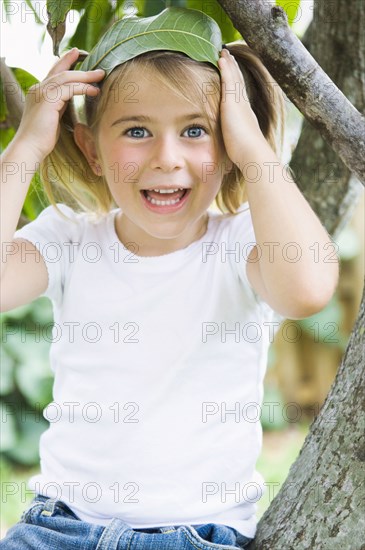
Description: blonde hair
xmin=40 ymin=44 xmax=285 ymax=222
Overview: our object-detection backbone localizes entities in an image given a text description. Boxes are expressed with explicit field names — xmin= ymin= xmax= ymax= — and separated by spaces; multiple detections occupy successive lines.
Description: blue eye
xmin=184 ymin=125 xmax=207 ymax=138
xmin=124 ymin=124 xmax=208 ymax=139
xmin=125 ymin=126 xmax=148 ymax=138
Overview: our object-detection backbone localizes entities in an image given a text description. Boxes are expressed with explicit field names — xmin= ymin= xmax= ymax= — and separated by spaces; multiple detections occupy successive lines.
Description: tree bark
xmin=0 ymin=58 xmax=24 ymax=129
xmin=247 ymin=284 xmax=365 ymax=550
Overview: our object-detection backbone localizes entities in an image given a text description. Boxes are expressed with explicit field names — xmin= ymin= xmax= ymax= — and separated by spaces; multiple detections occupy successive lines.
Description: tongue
xmin=145 ymin=189 xmax=186 ymax=201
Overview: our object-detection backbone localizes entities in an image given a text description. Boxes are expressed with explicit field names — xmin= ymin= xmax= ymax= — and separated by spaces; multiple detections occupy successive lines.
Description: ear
xmin=73 ymin=123 xmax=103 ymax=176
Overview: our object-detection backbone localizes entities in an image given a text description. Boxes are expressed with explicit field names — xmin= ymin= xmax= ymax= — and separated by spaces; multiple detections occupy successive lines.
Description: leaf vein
xmin=88 ymin=29 xmax=218 ymax=69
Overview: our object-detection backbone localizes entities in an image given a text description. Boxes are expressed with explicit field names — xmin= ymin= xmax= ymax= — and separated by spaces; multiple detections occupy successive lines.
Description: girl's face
xmin=81 ymin=66 xmax=229 ymax=256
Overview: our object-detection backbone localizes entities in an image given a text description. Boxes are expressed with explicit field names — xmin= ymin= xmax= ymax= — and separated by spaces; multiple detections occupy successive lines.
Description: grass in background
xmin=256 ymin=423 xmax=309 ymax=518
xmin=0 ymin=458 xmax=39 ymax=537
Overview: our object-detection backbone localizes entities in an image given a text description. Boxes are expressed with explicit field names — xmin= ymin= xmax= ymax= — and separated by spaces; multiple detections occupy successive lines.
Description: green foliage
xmin=296 ymin=229 xmax=358 ymax=350
xmin=261 ymin=386 xmax=288 ymax=431
xmin=275 ymin=0 xmax=301 ymax=27
xmin=336 ymin=225 xmax=361 ymax=261
xmin=67 ymin=0 xmax=115 ymax=52
xmin=0 ymin=68 xmax=39 ymax=154
xmin=0 ymin=74 xmax=13 ymax=154
xmin=0 ymin=67 xmax=47 ymax=215
xmin=0 ymin=128 xmax=15 ymax=154
xmin=141 ymin=0 xmax=169 ymax=16
xmin=47 ymin=0 xmax=73 ymax=27
xmin=0 ymin=75 xmax=9 ymax=123
xmin=47 ymin=0 xmax=73 ymax=54
xmin=0 ymin=456 xmax=40 ymax=529
xmin=297 ymin=296 xmax=348 ymax=350
xmin=12 ymin=68 xmax=38 ymax=94
xmin=21 ymin=172 xmax=48 ymax=222
xmin=2 ymin=0 xmax=12 ymax=19
xmin=188 ymin=0 xmax=242 ymax=43
xmin=0 ymin=300 xmax=54 ymax=466
xmin=135 ymin=1 xmax=187 ymax=17
xmin=79 ymin=5 xmax=222 ymax=75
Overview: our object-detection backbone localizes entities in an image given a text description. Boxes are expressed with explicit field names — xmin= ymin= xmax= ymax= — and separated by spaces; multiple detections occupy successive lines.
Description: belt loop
xmin=40 ymin=498 xmax=58 ymax=516
xmin=160 ymin=526 xmax=177 ymax=533
xmin=96 ymin=518 xmax=133 ymax=550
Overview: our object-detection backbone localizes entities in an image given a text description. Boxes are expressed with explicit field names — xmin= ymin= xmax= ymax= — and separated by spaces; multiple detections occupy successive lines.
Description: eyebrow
xmin=110 ymin=113 xmax=210 ymax=127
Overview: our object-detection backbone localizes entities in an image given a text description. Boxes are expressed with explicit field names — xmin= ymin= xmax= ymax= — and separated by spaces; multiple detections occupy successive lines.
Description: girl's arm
xmin=0 ymin=49 xmax=104 ymax=311
xmin=218 ymin=48 xmax=339 ymax=319
xmin=244 ymin=141 xmax=339 ymax=319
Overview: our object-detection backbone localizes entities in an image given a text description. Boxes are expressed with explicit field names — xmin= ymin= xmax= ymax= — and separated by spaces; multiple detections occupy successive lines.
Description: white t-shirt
xmin=14 ymin=201 xmax=283 ymax=538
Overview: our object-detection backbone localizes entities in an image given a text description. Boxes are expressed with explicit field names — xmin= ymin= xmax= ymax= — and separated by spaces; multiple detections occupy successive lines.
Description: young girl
xmin=0 ymin=7 xmax=338 ymax=549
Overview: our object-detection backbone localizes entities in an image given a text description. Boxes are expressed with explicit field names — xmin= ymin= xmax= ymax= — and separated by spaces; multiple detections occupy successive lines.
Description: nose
xmin=149 ymin=134 xmax=185 ymax=172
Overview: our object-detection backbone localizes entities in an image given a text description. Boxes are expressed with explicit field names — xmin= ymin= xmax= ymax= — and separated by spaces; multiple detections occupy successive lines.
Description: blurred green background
xmin=1 ymin=0 xmax=364 ymax=539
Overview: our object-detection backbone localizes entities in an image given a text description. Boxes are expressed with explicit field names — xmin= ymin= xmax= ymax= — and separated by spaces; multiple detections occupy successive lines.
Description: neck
xmin=114 ymin=212 xmax=209 ymax=258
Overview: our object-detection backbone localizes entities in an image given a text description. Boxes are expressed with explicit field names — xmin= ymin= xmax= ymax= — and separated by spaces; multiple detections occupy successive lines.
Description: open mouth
xmin=141 ymin=188 xmax=189 ymax=205
xmin=140 ymin=188 xmax=191 ymax=212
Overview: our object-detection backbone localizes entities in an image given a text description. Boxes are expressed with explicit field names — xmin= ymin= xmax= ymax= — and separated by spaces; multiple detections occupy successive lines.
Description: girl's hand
xmin=217 ymin=48 xmax=267 ymax=169
xmin=14 ymin=48 xmax=105 ymax=162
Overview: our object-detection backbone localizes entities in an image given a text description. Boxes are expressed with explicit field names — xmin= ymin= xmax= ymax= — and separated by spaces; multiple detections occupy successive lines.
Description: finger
xmin=46 ymin=47 xmax=80 ymax=79
xmin=70 ymin=50 xmax=89 ymax=71
xmin=58 ymin=83 xmax=100 ymax=118
xmin=218 ymin=50 xmax=249 ymax=102
xmin=40 ymin=82 xmax=102 ymax=107
xmin=221 ymin=50 xmax=241 ymax=80
xmin=218 ymin=49 xmax=238 ymax=82
xmin=41 ymin=69 xmax=105 ymax=90
xmin=218 ymin=48 xmax=230 ymax=70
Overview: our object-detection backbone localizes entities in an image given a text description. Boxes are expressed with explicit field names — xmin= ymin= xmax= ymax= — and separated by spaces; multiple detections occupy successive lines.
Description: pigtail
xmin=39 ymin=89 xmax=113 ymax=222
xmin=228 ymin=42 xmax=285 ymax=157
xmin=216 ymin=42 xmax=286 ymax=215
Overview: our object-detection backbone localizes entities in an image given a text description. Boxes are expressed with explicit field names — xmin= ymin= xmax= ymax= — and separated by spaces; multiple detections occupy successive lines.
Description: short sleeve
xmin=227 ymin=203 xmax=285 ymax=322
xmin=228 ymin=202 xmax=278 ymax=317
xmin=14 ymin=203 xmax=82 ymax=304
xmin=226 ymin=203 xmax=261 ymax=302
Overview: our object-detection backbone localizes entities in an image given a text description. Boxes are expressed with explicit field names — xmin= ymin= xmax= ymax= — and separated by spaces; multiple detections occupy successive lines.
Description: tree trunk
xmin=289 ymin=0 xmax=365 ymax=237
xmin=248 ymin=285 xmax=365 ymax=550
xmin=0 ymin=58 xmax=24 ymax=129
xmin=216 ymin=1 xmax=365 ymax=548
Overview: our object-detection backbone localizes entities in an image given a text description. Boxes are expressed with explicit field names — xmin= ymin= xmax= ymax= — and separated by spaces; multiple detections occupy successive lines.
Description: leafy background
xmin=0 ymin=0 xmax=363 ymax=536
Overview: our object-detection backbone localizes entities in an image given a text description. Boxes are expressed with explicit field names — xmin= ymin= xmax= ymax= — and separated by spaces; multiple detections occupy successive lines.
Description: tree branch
xmin=0 ymin=58 xmax=24 ymax=129
xmin=217 ymin=1 xmax=365 ymax=185
xmin=288 ymin=0 xmax=365 ymax=236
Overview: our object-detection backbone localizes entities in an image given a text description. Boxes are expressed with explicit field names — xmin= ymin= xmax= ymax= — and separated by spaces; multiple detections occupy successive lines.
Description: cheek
xmin=103 ymin=143 xmax=132 ymax=165
xmin=195 ymin=148 xmax=225 ymax=188
xmin=190 ymin=147 xmax=217 ymax=180
xmin=102 ymin=145 xmax=142 ymax=187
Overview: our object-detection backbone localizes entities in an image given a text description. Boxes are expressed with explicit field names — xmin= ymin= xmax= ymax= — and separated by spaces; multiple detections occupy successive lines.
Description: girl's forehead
xmin=102 ymin=64 xmax=219 ymax=120
xmin=110 ymin=64 xmax=204 ymax=93
xmin=103 ymin=97 xmax=214 ymax=127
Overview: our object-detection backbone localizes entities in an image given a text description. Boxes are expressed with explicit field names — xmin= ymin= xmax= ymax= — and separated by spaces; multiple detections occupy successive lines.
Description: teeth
xmin=146 ymin=195 xmax=183 ymax=206
xmin=151 ymin=188 xmax=183 ymax=194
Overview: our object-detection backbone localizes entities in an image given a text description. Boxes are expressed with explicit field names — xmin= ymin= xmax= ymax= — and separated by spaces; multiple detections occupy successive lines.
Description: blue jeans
xmin=0 ymin=494 xmax=253 ymax=549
